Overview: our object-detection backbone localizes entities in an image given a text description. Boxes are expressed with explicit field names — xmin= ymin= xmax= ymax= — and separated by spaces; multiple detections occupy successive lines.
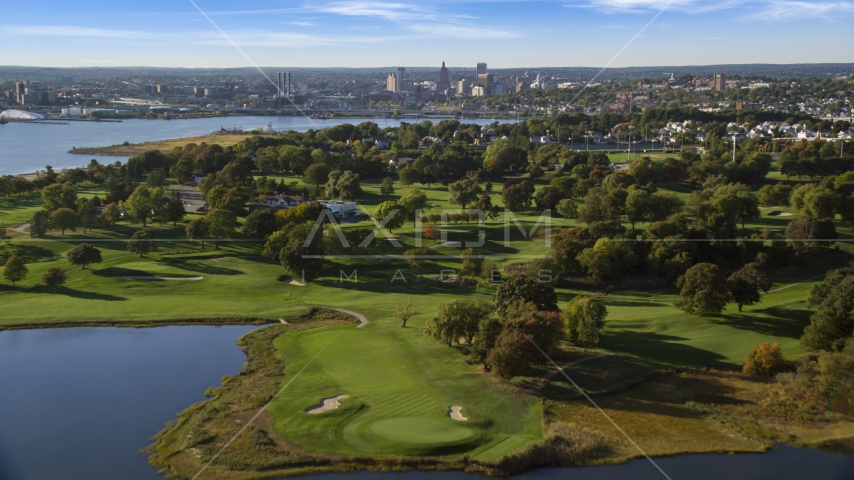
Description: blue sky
xmin=1 ymin=0 xmax=852 ymax=68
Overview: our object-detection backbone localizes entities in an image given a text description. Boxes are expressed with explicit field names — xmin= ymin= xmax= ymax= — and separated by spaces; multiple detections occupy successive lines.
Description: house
xmin=530 ymin=136 xmax=553 ymax=145
xmin=375 ymin=139 xmax=391 ymax=149
xmin=249 ymin=194 xmax=308 ymax=213
xmin=190 ymin=173 xmax=207 ymax=185
xmin=389 ymin=157 xmax=414 ymax=168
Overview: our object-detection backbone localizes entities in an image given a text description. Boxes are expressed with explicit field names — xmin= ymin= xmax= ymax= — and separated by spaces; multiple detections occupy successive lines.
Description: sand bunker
xmin=282 ymin=277 xmax=305 ymax=286
xmin=767 ymin=212 xmax=793 ymax=217
xmin=305 ymin=395 xmax=349 ymax=414
xmin=447 ymin=406 xmax=467 ymax=421
xmin=121 ymin=276 xmax=203 ymax=281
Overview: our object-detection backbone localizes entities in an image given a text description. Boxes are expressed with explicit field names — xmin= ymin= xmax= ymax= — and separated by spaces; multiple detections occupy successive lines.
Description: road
xmin=170 ymin=185 xmax=205 ymax=213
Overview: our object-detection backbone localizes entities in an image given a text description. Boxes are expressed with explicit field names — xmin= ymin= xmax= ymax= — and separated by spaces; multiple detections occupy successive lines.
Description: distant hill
xmin=0 ymin=63 xmax=851 ymax=82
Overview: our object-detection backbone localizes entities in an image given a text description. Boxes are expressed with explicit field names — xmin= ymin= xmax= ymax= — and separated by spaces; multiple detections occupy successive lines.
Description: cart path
xmin=289 ymin=306 xmax=369 ymax=328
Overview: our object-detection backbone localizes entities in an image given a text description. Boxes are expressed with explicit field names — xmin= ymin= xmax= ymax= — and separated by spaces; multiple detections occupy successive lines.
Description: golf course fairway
xmin=267 ymin=322 xmax=542 ymax=460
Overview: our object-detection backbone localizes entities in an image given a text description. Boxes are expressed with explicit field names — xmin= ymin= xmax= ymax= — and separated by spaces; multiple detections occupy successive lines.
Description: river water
xmin=0 ymin=116 xmax=511 ymax=176
xmin=0 ymin=326 xmax=851 ymax=480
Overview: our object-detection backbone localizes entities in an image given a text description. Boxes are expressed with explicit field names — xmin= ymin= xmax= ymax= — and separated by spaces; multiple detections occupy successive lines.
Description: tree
xmin=786 ymin=217 xmax=837 ymax=251
xmin=101 ymin=203 xmax=122 ymax=225
xmin=563 ymin=296 xmax=607 ymax=349
xmin=460 ymin=248 xmax=483 ymax=282
xmin=502 ymin=184 xmax=527 ymax=212
xmin=469 ymin=317 xmax=504 ymax=364
xmin=30 ymin=211 xmax=50 ymax=238
xmin=448 ymin=178 xmax=482 ymax=209
xmin=185 ymin=218 xmax=208 ymax=250
xmin=3 ymin=255 xmax=28 ymax=285
xmin=243 ymin=209 xmax=277 ymax=238
xmin=534 ymin=186 xmax=566 ymax=213
xmin=146 ymin=168 xmax=168 ymax=188
xmin=170 ymin=158 xmax=194 ymax=184
xmin=727 ymin=263 xmax=772 ymax=311
xmin=400 ymin=189 xmax=428 ymax=227
xmin=278 ymin=223 xmax=325 ymax=281
xmin=404 ymin=247 xmax=430 ymax=276
xmin=380 ymin=177 xmax=395 ymax=196
xmin=576 ymin=188 xmax=616 ymax=225
xmin=373 ymin=201 xmax=407 ymax=233
xmin=205 ymin=210 xmax=239 ymax=250
xmin=42 ymin=267 xmax=67 ymax=287
xmin=126 ymin=186 xmax=164 ymax=227
xmin=675 ymin=263 xmax=730 ymax=316
xmin=556 ymin=198 xmax=577 ymax=219
xmin=394 ymin=298 xmax=421 ymax=327
xmin=624 ymin=189 xmax=651 ymax=230
xmin=49 ymin=208 xmax=78 ymax=235
xmin=66 ymin=243 xmax=102 ymax=269
xmin=157 ymin=193 xmax=186 ymax=226
xmin=485 ymin=328 xmax=533 ymax=380
xmin=127 ymin=230 xmax=158 ymax=257
xmin=304 ymin=164 xmax=331 ymax=188
xmin=493 ymin=275 xmax=559 ymax=317
xmin=398 ymin=167 xmax=420 ymax=186
xmin=802 ymin=274 xmax=854 ymax=352
xmin=743 ymin=343 xmax=786 ymax=376
xmin=335 ymin=170 xmax=362 ymax=200
xmin=79 ymin=200 xmax=98 ymax=233
xmin=528 ymin=164 xmax=544 ymax=179
xmin=41 ymin=182 xmax=77 ymax=212
xmin=424 ymin=299 xmax=492 ymax=346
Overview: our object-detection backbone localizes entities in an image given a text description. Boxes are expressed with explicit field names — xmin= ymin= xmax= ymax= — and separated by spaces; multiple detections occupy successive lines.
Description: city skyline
xmin=0 ymin=0 xmax=852 ymax=68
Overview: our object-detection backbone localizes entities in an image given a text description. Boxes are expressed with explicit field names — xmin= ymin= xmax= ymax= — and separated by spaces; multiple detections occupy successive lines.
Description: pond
xmin=0 ymin=326 xmax=851 ymax=480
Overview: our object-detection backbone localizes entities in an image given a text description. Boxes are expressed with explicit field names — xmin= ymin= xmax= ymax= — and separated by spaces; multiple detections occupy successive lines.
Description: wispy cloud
xmin=1 ymin=25 xmax=151 ymax=38
xmin=565 ymin=0 xmax=854 ymax=17
xmin=751 ymin=0 xmax=854 ymax=20
xmin=408 ymin=23 xmax=520 ymax=39
xmin=281 ymin=21 xmax=315 ymax=26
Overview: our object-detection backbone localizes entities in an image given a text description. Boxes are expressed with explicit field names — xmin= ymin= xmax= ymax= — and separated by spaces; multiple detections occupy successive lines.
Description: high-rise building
xmin=476 ymin=73 xmax=494 ymax=93
xmin=455 ymin=79 xmax=469 ymax=96
xmin=476 ymin=63 xmax=487 ymax=75
xmin=387 ymin=68 xmax=406 ymax=93
xmin=713 ymin=73 xmax=726 ymax=92
xmin=437 ymin=61 xmax=450 ymax=93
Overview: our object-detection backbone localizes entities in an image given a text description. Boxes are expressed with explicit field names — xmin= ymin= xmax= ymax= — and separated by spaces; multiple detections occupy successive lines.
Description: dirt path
xmin=290 ymin=306 xmax=369 ymax=328
xmin=9 ymin=223 xmax=30 ymax=233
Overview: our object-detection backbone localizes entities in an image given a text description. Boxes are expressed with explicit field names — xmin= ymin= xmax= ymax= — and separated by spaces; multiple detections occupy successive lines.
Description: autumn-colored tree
xmin=743 ymin=343 xmax=786 ymax=376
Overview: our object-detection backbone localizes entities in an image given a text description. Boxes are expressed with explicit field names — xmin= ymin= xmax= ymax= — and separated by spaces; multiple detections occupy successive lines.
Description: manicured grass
xmin=0 ymin=193 xmax=42 ymax=229
xmin=268 ymin=323 xmax=541 ymax=459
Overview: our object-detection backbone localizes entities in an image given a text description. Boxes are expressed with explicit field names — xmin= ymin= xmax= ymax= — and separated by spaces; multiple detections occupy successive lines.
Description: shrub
xmin=42 ymin=267 xmax=67 ymax=287
xmin=496 ymin=422 xmax=610 ymax=474
xmin=743 ymin=342 xmax=787 ymax=376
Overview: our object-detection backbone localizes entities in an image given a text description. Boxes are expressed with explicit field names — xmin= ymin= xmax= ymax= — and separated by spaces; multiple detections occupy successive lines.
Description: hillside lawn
xmin=2 ymin=171 xmax=854 ymax=464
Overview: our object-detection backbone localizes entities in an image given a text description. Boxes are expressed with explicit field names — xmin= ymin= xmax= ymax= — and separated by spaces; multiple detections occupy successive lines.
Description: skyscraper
xmin=713 ymin=73 xmax=726 ymax=92
xmin=437 ymin=61 xmax=450 ymax=93
xmin=476 ymin=63 xmax=487 ymax=75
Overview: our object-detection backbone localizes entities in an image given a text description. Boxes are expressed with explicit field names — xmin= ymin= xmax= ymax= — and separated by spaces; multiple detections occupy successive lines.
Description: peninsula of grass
xmin=69 ymin=132 xmax=257 ymax=157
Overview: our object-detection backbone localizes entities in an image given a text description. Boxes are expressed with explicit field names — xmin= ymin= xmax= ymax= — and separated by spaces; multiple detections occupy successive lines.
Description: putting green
xmin=268 ymin=324 xmax=542 ymax=458
xmin=360 ymin=417 xmax=477 ymax=445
